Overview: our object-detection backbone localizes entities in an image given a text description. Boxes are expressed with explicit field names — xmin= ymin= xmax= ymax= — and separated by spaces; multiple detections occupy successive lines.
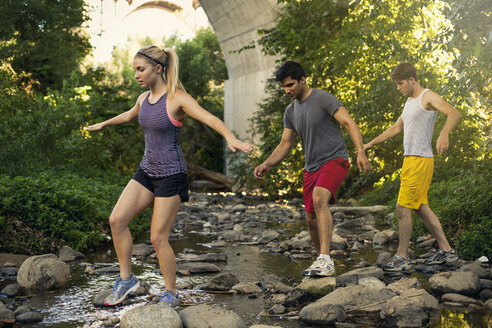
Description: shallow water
xmin=2 ymin=228 xmax=491 ymax=327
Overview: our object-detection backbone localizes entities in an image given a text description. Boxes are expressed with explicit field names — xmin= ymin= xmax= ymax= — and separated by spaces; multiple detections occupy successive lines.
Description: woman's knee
xmin=150 ymin=233 xmax=169 ymax=250
xmin=108 ymin=213 xmax=129 ymax=233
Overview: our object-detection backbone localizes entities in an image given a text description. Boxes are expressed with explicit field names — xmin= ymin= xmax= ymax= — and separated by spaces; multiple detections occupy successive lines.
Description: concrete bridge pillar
xmin=199 ymin=0 xmax=279 ymax=147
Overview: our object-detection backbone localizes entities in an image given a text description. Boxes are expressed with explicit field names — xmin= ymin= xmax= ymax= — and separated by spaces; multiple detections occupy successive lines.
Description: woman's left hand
xmin=227 ymin=138 xmax=254 ymax=153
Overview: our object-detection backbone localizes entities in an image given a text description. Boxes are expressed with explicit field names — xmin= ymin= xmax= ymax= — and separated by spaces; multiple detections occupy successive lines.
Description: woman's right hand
xmin=86 ymin=122 xmax=105 ymax=131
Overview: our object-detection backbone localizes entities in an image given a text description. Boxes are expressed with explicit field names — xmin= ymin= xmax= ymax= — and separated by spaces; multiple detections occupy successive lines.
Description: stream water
xmin=2 ymin=225 xmax=491 ymax=327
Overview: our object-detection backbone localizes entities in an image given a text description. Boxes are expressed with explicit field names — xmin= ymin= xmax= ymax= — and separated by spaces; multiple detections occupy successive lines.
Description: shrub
xmin=0 ymin=171 xmax=151 ymax=253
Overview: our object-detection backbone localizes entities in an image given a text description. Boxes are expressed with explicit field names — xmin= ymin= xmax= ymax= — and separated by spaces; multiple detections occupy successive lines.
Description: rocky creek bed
xmin=1 ymin=192 xmax=491 ymax=327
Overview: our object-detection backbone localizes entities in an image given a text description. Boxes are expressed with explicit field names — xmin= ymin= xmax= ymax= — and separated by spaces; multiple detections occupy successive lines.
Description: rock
xmin=93 ymin=289 xmax=112 ymax=307
xmin=380 ymin=303 xmax=428 ymax=327
xmin=260 ymin=230 xmax=280 ymax=244
xmin=459 ymin=261 xmax=488 ymax=279
xmin=131 ymin=244 xmax=154 ymax=258
xmin=379 ymin=288 xmax=438 ymax=328
xmin=259 ymin=274 xmax=281 ymax=290
xmin=429 ymin=271 xmax=480 ymax=296
xmin=196 ymin=272 xmax=239 ymax=291
xmin=359 ymin=277 xmax=386 ymax=290
xmin=272 ymin=294 xmax=287 ymax=304
xmin=478 ymin=256 xmax=489 ymax=264
xmin=485 ymin=298 xmax=492 ymax=310
xmin=441 ymin=293 xmax=482 ymax=305
xmin=231 ymin=204 xmax=248 ymax=212
xmin=179 ymin=304 xmax=247 ymax=328
xmin=331 ymin=234 xmax=348 ymax=250
xmin=387 ymin=277 xmax=421 ymax=294
xmin=399 ymin=288 xmax=439 ymax=309
xmin=94 ymin=266 xmax=120 ymax=274
xmin=17 ymin=254 xmax=70 ymax=290
xmin=479 ymin=289 xmax=492 ymax=299
xmin=14 ymin=305 xmax=30 ymax=316
xmin=297 ymin=277 xmax=336 ymax=297
xmin=58 ymin=245 xmax=85 ymax=262
xmin=376 ymin=252 xmax=392 ymax=267
xmin=267 ymin=304 xmax=286 ymax=315
xmin=16 ymin=311 xmax=43 ymax=323
xmin=219 ymin=230 xmax=242 ymax=241
xmin=283 ymin=288 xmax=313 ymax=307
xmin=0 ymin=309 xmax=15 ymax=325
xmin=336 ymin=218 xmax=364 ymax=231
xmin=231 ymin=282 xmax=262 ymax=294
xmin=480 ymin=279 xmax=492 ymax=290
xmin=250 ymin=325 xmax=282 ymax=328
xmin=418 ymin=238 xmax=436 ymax=249
xmin=336 ymin=266 xmax=384 ymax=287
xmin=1 ymin=266 xmax=18 ymax=278
xmin=1 ymin=283 xmax=21 ymax=297
xmin=299 ymin=303 xmax=346 ymax=326
xmin=120 ymin=304 xmax=182 ymax=328
xmin=176 ymin=262 xmax=221 ymax=274
xmin=372 ymin=230 xmax=397 ymax=246
xmin=272 ymin=282 xmax=293 ymax=294
xmin=178 ymin=253 xmax=227 ymax=263
xmin=316 ymin=285 xmax=397 ymax=312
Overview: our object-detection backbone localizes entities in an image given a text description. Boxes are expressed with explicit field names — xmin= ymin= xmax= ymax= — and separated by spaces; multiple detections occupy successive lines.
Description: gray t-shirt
xmin=283 ymin=88 xmax=348 ymax=172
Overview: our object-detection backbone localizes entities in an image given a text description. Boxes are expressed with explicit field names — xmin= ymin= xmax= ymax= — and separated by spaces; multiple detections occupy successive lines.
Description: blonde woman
xmin=87 ymin=46 xmax=253 ymax=307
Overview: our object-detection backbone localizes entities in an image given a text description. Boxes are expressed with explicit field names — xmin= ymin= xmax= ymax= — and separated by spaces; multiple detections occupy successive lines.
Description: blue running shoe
xmin=156 ymin=289 xmax=180 ymax=309
xmin=104 ymin=273 xmax=140 ymax=306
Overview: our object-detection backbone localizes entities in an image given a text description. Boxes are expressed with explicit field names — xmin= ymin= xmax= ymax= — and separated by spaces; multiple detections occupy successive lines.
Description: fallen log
xmin=330 ymin=205 xmax=388 ymax=215
xmin=187 ymin=163 xmax=233 ymax=189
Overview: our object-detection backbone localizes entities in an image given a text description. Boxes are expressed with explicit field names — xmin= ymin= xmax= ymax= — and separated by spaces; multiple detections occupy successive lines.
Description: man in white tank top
xmin=364 ymin=63 xmax=461 ymax=272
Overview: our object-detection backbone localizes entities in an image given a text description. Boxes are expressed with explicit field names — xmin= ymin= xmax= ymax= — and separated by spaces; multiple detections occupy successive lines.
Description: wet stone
xmin=1 ymin=266 xmax=18 ymax=278
xmin=1 ymin=283 xmax=20 ymax=297
xmin=94 ymin=266 xmax=120 ymax=274
xmin=16 ymin=311 xmax=43 ymax=323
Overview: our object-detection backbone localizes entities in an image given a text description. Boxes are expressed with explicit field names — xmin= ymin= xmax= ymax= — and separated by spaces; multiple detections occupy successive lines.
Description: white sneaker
xmin=302 ymin=257 xmax=335 ymax=277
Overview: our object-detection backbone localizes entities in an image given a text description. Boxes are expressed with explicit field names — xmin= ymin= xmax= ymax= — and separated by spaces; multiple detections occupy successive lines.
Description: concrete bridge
xmin=102 ymin=0 xmax=279 ymax=143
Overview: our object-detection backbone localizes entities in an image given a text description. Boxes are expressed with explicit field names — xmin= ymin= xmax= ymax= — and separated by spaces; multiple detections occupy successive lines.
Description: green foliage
xmin=0 ymin=171 xmax=151 ymax=253
xmin=0 ymin=0 xmax=91 ymax=91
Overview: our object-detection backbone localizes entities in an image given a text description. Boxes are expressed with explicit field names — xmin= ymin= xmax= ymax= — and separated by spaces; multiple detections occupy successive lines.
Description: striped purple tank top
xmin=138 ymin=93 xmax=187 ymax=177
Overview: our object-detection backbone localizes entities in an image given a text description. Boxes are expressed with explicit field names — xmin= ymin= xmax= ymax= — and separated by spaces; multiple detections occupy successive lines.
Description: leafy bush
xmin=0 ymin=171 xmax=151 ymax=253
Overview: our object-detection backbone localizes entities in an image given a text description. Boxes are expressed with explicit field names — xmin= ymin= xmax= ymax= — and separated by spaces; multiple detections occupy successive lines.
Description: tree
xmin=0 ymin=0 xmax=91 ymax=91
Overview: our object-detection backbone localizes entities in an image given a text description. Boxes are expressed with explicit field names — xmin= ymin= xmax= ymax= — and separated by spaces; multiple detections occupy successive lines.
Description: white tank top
xmin=402 ymin=89 xmax=437 ymax=157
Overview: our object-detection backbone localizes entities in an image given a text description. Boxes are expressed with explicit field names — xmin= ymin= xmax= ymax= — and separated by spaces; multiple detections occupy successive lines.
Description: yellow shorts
xmin=397 ymin=156 xmax=434 ymax=210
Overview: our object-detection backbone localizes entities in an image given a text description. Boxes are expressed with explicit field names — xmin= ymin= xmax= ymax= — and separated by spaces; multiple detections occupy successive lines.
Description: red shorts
xmin=303 ymin=158 xmax=350 ymax=212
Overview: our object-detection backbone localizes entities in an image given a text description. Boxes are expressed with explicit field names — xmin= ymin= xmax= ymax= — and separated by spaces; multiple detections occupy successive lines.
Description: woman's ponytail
xmin=163 ymin=48 xmax=185 ymax=99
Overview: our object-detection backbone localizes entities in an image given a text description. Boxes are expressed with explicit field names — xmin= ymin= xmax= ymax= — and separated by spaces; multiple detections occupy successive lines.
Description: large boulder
xmin=296 ymin=276 xmax=336 ymax=297
xmin=429 ymin=271 xmax=480 ymax=296
xmin=315 ymin=285 xmax=397 ymax=312
xmin=17 ymin=254 xmax=70 ymax=290
xmin=179 ymin=304 xmax=247 ymax=328
xmin=120 ymin=304 xmax=182 ymax=328
xmin=299 ymin=303 xmax=346 ymax=326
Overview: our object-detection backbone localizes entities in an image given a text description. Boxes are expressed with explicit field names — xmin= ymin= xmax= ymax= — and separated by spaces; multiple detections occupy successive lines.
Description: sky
xmin=85 ymin=0 xmax=210 ymax=63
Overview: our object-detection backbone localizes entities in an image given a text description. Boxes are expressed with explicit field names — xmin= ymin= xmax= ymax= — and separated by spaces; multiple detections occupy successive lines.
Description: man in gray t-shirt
xmin=254 ymin=61 xmax=370 ymax=277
